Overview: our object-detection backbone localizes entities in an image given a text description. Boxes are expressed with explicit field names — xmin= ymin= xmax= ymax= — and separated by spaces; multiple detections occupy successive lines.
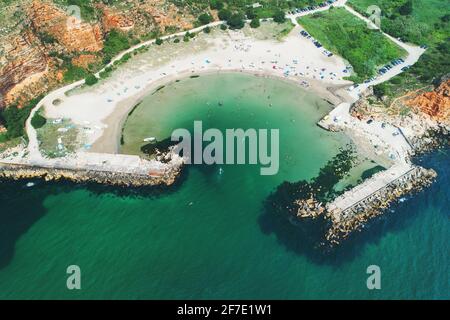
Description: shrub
xmin=210 ymin=0 xmax=224 ymax=10
xmin=64 ymin=64 xmax=88 ymax=83
xmin=220 ymin=24 xmax=228 ymax=31
xmin=31 ymin=112 xmax=46 ymax=129
xmin=203 ymin=26 xmax=211 ymax=33
xmin=273 ymin=10 xmax=286 ymax=23
xmin=103 ymin=29 xmax=131 ymax=60
xmin=0 ymin=96 xmax=42 ymax=139
xmin=218 ymin=9 xmax=232 ymax=21
xmin=85 ymin=73 xmax=98 ymax=86
xmin=155 ymin=38 xmax=163 ymax=45
xmin=198 ymin=13 xmax=213 ymax=26
xmin=373 ymin=83 xmax=389 ymax=99
xmin=227 ymin=13 xmax=245 ymax=29
xmin=250 ymin=18 xmax=260 ymax=28
xmin=246 ymin=8 xmax=257 ymax=20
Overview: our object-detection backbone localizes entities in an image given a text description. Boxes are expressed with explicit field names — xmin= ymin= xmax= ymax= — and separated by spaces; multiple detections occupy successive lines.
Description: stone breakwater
xmin=294 ymin=166 xmax=437 ymax=246
xmin=0 ymin=163 xmax=182 ymax=187
xmin=0 ymin=150 xmax=185 ymax=187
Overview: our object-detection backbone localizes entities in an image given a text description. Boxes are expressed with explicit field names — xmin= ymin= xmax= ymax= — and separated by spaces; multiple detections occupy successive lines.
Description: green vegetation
xmin=246 ymin=8 xmax=257 ymax=20
xmin=199 ymin=0 xmax=327 ymax=20
xmin=298 ymin=8 xmax=405 ymax=82
xmin=210 ymin=0 xmax=224 ymax=10
xmin=227 ymin=13 xmax=245 ymax=29
xmin=348 ymin=0 xmax=450 ymax=97
xmin=0 ymin=96 xmax=42 ymax=140
xmin=102 ymin=29 xmax=131 ymax=63
xmin=273 ymin=9 xmax=286 ymax=23
xmin=197 ymin=13 xmax=213 ymax=26
xmin=37 ymin=31 xmax=56 ymax=44
xmin=155 ymin=38 xmax=163 ymax=45
xmin=250 ymin=18 xmax=260 ymax=28
xmin=218 ymin=9 xmax=232 ymax=21
xmin=63 ymin=64 xmax=88 ymax=83
xmin=85 ymin=73 xmax=98 ymax=86
xmin=31 ymin=111 xmax=47 ymax=129
xmin=276 ymin=21 xmax=295 ymax=40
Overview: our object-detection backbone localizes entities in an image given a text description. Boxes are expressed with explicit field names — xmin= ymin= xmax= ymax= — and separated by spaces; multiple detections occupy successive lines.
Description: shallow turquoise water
xmin=0 ymin=74 xmax=448 ymax=299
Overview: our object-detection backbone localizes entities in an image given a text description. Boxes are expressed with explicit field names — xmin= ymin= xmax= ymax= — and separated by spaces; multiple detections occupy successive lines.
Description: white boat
xmin=26 ymin=182 xmax=35 ymax=188
xmin=143 ymin=137 xmax=157 ymax=142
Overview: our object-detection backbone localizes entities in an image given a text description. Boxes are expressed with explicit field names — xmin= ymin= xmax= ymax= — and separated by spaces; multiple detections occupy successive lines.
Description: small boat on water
xmin=143 ymin=137 xmax=157 ymax=143
xmin=26 ymin=182 xmax=35 ymax=188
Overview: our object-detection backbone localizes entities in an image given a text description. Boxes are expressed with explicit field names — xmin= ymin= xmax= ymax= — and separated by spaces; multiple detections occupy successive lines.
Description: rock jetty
xmin=293 ymin=165 xmax=437 ymax=246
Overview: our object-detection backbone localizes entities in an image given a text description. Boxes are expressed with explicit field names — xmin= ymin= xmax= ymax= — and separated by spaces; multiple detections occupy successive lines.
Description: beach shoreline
xmin=90 ymin=68 xmax=353 ymax=154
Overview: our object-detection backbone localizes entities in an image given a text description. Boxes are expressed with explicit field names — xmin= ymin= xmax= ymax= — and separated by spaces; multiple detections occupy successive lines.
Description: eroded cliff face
xmin=0 ymin=31 xmax=48 ymax=107
xmin=0 ymin=0 xmax=104 ymax=108
xmin=0 ymin=0 xmax=198 ymax=110
xmin=29 ymin=0 xmax=103 ymax=52
xmin=406 ymin=80 xmax=450 ymax=126
xmin=100 ymin=5 xmax=135 ymax=33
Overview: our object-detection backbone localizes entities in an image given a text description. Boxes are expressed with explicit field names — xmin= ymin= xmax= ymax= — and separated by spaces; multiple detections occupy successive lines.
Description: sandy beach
xmin=40 ymin=22 xmax=353 ymax=154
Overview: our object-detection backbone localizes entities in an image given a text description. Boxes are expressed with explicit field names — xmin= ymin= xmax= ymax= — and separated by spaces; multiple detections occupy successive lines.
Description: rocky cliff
xmin=0 ymin=31 xmax=48 ymax=107
xmin=0 ymin=0 xmax=199 ymax=110
xmin=29 ymin=0 xmax=103 ymax=52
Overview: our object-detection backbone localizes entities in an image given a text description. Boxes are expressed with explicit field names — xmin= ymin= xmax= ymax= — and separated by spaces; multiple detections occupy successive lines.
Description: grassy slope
xmin=298 ymin=7 xmax=405 ymax=82
xmin=348 ymin=0 xmax=450 ymax=99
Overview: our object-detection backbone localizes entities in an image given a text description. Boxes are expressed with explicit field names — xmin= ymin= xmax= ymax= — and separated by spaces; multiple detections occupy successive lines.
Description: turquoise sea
xmin=0 ymin=74 xmax=448 ymax=299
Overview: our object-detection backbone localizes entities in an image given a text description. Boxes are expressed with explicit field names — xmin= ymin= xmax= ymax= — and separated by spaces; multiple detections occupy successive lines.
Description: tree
xmin=246 ymin=8 xmax=257 ymax=20
xmin=218 ymin=9 xmax=232 ymax=21
xmin=155 ymin=38 xmax=163 ymax=45
xmin=85 ymin=73 xmax=98 ymax=86
xmin=210 ymin=0 xmax=224 ymax=10
xmin=31 ymin=112 xmax=46 ymax=129
xmin=227 ymin=13 xmax=245 ymax=29
xmin=203 ymin=26 xmax=211 ymax=33
xmin=273 ymin=10 xmax=286 ymax=23
xmin=373 ymin=83 xmax=389 ymax=99
xmin=250 ymin=18 xmax=260 ymax=28
xmin=398 ymin=0 xmax=413 ymax=16
xmin=198 ymin=13 xmax=213 ymax=26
